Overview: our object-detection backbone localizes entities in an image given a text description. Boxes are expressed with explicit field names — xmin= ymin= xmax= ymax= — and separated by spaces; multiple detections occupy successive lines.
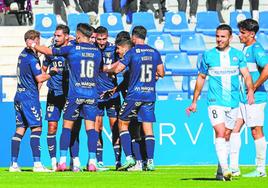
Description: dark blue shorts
xmin=119 ymin=100 xmax=156 ymax=122
xmin=97 ymin=96 xmax=121 ymax=117
xmin=63 ymin=97 xmax=98 ymax=121
xmin=14 ymin=99 xmax=42 ymax=128
xmin=45 ymin=91 xmax=66 ymax=121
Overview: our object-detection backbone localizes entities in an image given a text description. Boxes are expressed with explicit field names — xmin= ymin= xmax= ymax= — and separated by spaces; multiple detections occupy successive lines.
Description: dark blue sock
xmin=96 ymin=142 xmax=103 ymax=162
xmin=47 ymin=133 xmax=56 ymax=158
xmin=87 ymin=129 xmax=98 ymax=159
xmin=11 ymin=133 xmax=23 ymax=163
xmin=60 ymin=128 xmax=71 ymax=156
xmin=120 ymin=131 xmax=132 ymax=157
xmin=113 ymin=143 xmax=121 ymax=163
xmin=145 ymin=135 xmax=155 ymax=160
xmin=70 ymin=131 xmax=79 ymax=158
xmin=132 ymin=139 xmax=142 ymax=160
xmin=30 ymin=131 xmax=41 ymax=162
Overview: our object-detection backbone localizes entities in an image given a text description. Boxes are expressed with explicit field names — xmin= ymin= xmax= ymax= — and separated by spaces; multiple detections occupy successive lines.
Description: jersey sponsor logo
xmin=134 ymin=86 xmax=154 ymax=92
xmin=75 ymin=98 xmax=95 ymax=105
xmin=208 ymin=67 xmax=239 ymax=76
xmin=232 ymin=56 xmax=238 ymax=62
xmin=75 ymin=82 xmax=96 ymax=88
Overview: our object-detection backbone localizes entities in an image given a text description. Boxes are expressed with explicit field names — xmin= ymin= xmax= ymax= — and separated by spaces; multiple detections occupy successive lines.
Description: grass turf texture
xmin=0 ymin=166 xmax=267 ymax=188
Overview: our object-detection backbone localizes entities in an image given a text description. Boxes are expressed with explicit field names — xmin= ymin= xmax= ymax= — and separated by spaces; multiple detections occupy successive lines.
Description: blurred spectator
xmin=54 ymin=0 xmax=77 ymax=25
xmin=177 ymin=0 xmax=199 ymax=24
xmin=207 ymin=0 xmax=231 ymax=23
xmin=104 ymin=0 xmax=137 ymax=24
xmin=235 ymin=0 xmax=259 ymax=21
xmin=78 ymin=0 xmax=99 ymax=25
xmin=139 ymin=0 xmax=167 ymax=22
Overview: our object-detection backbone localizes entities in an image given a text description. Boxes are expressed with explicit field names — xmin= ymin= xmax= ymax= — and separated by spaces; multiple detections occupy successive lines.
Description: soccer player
xmin=186 ymin=24 xmax=254 ymax=181
xmin=9 ymin=30 xmax=57 ymax=172
xmin=104 ymin=26 xmax=165 ymax=171
xmin=229 ymin=19 xmax=268 ymax=177
xmin=27 ymin=23 xmax=102 ymax=172
xmin=42 ymin=24 xmax=83 ymax=172
xmin=94 ymin=26 xmax=121 ymax=171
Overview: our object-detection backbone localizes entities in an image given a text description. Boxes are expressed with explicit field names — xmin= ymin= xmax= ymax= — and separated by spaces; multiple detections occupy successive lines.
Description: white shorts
xmin=237 ymin=103 xmax=266 ymax=127
xmin=208 ymin=105 xmax=239 ymax=130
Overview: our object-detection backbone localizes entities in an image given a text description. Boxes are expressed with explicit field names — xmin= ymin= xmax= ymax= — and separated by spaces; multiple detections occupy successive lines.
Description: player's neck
xmin=245 ymin=38 xmax=256 ymax=47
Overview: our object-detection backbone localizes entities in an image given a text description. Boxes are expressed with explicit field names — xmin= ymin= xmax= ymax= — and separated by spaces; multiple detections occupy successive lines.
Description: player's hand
xmin=247 ymin=89 xmax=255 ymax=105
xmin=186 ymin=103 xmax=197 ymax=116
xmin=100 ymin=88 xmax=116 ymax=99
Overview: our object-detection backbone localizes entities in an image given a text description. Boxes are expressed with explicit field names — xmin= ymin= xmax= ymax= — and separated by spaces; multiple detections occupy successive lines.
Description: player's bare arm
xmin=253 ymin=64 xmax=268 ymax=91
xmin=240 ymin=67 xmax=255 ymax=105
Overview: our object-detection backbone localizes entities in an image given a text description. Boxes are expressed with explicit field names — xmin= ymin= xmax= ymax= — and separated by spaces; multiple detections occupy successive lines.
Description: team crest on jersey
xmin=36 ymin=63 xmax=41 ymax=70
xmin=232 ymin=56 xmax=238 ymax=62
xmin=48 ymin=113 xmax=52 ymax=118
xmin=76 ymin=46 xmax=81 ymax=50
xmin=258 ymin=51 xmax=266 ymax=57
xmin=136 ymin=49 xmax=141 ymax=53
xmin=246 ymin=53 xmax=250 ymax=57
xmin=105 ymin=52 xmax=111 ymax=58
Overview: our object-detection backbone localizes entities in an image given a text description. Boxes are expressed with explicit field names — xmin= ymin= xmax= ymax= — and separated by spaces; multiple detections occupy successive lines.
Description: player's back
xmin=60 ymin=42 xmax=102 ymax=99
xmin=122 ymin=44 xmax=162 ymax=102
xmin=14 ymin=48 xmax=41 ymax=101
xmin=200 ymin=47 xmax=246 ymax=107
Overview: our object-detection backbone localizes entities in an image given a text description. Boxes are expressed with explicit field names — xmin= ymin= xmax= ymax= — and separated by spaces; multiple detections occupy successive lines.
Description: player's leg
xmin=47 ymin=121 xmax=58 ymax=171
xmin=117 ymin=101 xmax=137 ymax=171
xmin=95 ymin=115 xmax=104 ymax=167
xmin=128 ymin=119 xmax=143 ymax=171
xmin=139 ymin=102 xmax=156 ymax=171
xmin=243 ymin=103 xmax=267 ymax=177
xmin=208 ymin=106 xmax=232 ymax=181
xmin=83 ymin=102 xmax=99 ymax=172
xmin=10 ymin=101 xmax=27 ymax=172
xmin=69 ymin=117 xmax=82 ymax=172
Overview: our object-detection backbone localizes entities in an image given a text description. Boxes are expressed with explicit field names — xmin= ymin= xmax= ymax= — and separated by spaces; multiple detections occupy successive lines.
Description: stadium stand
xmin=163 ymin=11 xmax=194 ymax=36
xmin=67 ymin=13 xmax=90 ymax=36
xmin=100 ymin=12 xmax=124 ymax=38
xmin=34 ymin=13 xmax=57 ymax=38
xmin=259 ymin=11 xmax=268 ymax=34
xmin=147 ymin=34 xmax=178 ymax=55
xmin=179 ymin=33 xmax=206 ymax=55
xmin=229 ymin=11 xmax=251 ymax=34
xmin=256 ymin=32 xmax=268 ymax=53
xmin=195 ymin=11 xmax=220 ymax=36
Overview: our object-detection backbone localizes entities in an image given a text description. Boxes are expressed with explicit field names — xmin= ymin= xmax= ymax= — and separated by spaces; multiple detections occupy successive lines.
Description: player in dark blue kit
xmin=104 ymin=26 xmax=165 ymax=171
xmin=94 ymin=26 xmax=121 ymax=171
xmin=28 ymin=23 xmax=102 ymax=172
xmin=9 ymin=30 xmax=58 ymax=172
xmin=42 ymin=24 xmax=83 ymax=172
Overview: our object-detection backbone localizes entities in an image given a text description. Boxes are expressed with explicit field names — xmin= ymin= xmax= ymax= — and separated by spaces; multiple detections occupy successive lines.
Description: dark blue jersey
xmin=14 ymin=48 xmax=42 ymax=101
xmin=43 ymin=52 xmax=67 ymax=96
xmin=97 ymin=42 xmax=119 ymax=101
xmin=120 ymin=44 xmax=163 ymax=102
xmin=52 ymin=42 xmax=102 ymax=100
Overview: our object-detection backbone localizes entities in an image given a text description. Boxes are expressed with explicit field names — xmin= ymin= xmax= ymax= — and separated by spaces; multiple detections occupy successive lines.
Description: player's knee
xmin=251 ymin=127 xmax=264 ymax=139
xmin=48 ymin=123 xmax=58 ymax=134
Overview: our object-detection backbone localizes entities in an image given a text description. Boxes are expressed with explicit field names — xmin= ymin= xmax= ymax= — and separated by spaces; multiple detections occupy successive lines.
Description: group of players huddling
xmin=10 ymin=23 xmax=164 ymax=173
xmin=9 ymin=18 xmax=268 ymax=181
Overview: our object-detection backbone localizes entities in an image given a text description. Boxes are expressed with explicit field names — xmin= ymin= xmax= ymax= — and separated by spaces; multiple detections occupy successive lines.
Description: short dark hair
xmin=56 ymin=24 xmax=70 ymax=35
xmin=132 ymin=26 xmax=147 ymax=40
xmin=24 ymin=30 xmax=40 ymax=41
xmin=237 ymin=19 xmax=259 ymax=33
xmin=96 ymin=26 xmax=108 ymax=35
xmin=115 ymin=31 xmax=130 ymax=45
xmin=216 ymin=24 xmax=232 ymax=35
xmin=76 ymin=23 xmax=94 ymax=38
xmin=116 ymin=38 xmax=134 ymax=48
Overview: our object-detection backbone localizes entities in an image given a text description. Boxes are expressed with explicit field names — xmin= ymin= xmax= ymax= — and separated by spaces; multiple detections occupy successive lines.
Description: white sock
xmin=226 ymin=141 xmax=230 ymax=159
xmin=89 ymin=158 xmax=96 ymax=165
xmin=51 ymin=157 xmax=57 ymax=166
xmin=215 ymin=138 xmax=228 ymax=171
xmin=59 ymin=156 xmax=67 ymax=164
xmin=230 ymin=133 xmax=241 ymax=170
xmin=12 ymin=162 xmax=18 ymax=167
xmin=255 ymin=137 xmax=267 ymax=173
xmin=72 ymin=157 xmax=81 ymax=167
xmin=34 ymin=161 xmax=42 ymax=167
xmin=252 ymin=10 xmax=259 ymax=21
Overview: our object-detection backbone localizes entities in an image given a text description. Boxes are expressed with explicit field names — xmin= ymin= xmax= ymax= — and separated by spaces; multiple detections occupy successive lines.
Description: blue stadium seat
xmin=100 ymin=13 xmax=124 ymax=38
xmin=147 ymin=34 xmax=178 ymax=55
xmin=164 ymin=53 xmax=198 ymax=75
xmin=182 ymin=76 xmax=208 ymax=99
xmin=163 ymin=12 xmax=194 ymax=36
xmin=256 ymin=32 xmax=268 ymax=52
xmin=34 ymin=13 xmax=57 ymax=38
xmin=179 ymin=33 xmax=206 ymax=55
xmin=167 ymin=92 xmax=188 ymax=100
xmin=156 ymin=76 xmax=179 ymax=95
xmin=68 ymin=13 xmax=89 ymax=36
xmin=230 ymin=11 xmax=251 ymax=34
xmin=259 ymin=11 xmax=268 ymax=34
xmin=195 ymin=11 xmax=220 ymax=36
xmin=131 ymin=12 xmax=159 ymax=36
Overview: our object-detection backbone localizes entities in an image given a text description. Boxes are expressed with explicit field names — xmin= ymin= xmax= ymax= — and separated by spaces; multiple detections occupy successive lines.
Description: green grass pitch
xmin=0 ymin=166 xmax=267 ymax=188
